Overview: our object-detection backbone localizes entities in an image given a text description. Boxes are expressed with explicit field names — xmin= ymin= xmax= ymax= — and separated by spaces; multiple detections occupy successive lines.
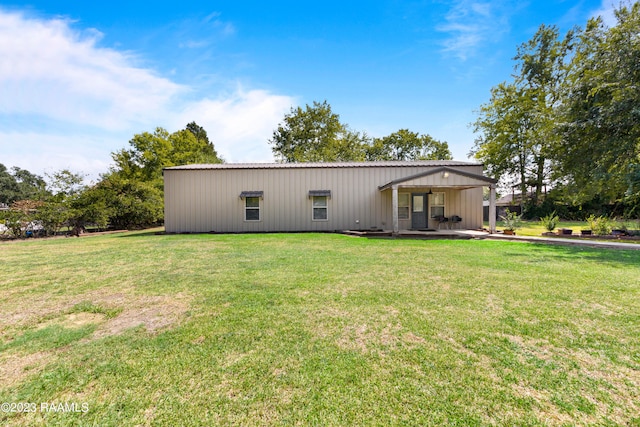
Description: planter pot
xmin=611 ymin=229 xmax=626 ymax=236
xmin=503 ymin=230 xmax=516 ymax=235
xmin=581 ymin=230 xmax=592 ymax=236
xmin=558 ymin=228 xmax=573 ymax=235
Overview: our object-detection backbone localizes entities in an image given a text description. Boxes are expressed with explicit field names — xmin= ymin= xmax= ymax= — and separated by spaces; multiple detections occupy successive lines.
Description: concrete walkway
xmin=349 ymin=228 xmax=640 ymax=250
xmin=480 ymin=232 xmax=640 ymax=251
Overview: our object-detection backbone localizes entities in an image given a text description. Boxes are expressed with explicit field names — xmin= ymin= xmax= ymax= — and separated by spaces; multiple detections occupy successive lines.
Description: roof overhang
xmin=378 ymin=166 xmax=497 ymax=191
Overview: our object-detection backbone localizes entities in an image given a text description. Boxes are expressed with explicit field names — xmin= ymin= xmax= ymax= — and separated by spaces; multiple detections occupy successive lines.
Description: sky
xmin=0 ymin=0 xmax=618 ymax=181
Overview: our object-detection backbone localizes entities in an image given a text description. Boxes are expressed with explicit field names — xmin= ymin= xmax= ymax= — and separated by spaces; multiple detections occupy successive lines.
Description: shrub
xmin=587 ymin=215 xmax=613 ymax=235
xmin=540 ymin=211 xmax=559 ymax=232
xmin=500 ymin=210 xmax=523 ymax=231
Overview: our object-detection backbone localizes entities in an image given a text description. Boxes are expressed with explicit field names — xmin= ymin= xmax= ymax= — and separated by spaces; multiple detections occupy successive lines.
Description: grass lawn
xmin=1 ymin=231 xmax=639 ymax=426
xmin=489 ymin=219 xmax=640 ymax=239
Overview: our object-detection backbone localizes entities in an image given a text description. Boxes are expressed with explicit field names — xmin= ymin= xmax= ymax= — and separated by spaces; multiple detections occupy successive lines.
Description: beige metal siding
xmin=164 ymin=164 xmax=487 ymax=233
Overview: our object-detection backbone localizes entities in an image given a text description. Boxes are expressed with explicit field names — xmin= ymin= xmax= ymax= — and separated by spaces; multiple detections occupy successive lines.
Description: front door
xmin=411 ymin=193 xmax=428 ymax=229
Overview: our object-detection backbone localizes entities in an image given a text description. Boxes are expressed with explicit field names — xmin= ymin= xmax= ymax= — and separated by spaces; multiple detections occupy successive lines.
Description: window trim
xmin=244 ymin=196 xmax=261 ymax=222
xmin=311 ymin=195 xmax=329 ymax=221
xmin=398 ymin=193 xmax=410 ymax=220
xmin=430 ymin=192 xmax=445 ymax=218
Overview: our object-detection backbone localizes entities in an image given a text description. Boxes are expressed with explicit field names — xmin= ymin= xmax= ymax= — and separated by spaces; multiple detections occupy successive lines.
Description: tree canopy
xmin=559 ymin=4 xmax=640 ymax=213
xmin=0 ymin=164 xmax=46 ymax=204
xmin=112 ymin=123 xmax=223 ymax=186
xmin=472 ymin=2 xmax=640 ymax=217
xmin=270 ymin=100 xmax=452 ymax=162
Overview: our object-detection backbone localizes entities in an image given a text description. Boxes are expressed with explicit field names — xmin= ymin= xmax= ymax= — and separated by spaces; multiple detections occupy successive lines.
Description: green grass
xmin=1 ymin=231 xmax=639 ymax=426
xmin=489 ymin=219 xmax=640 ymax=238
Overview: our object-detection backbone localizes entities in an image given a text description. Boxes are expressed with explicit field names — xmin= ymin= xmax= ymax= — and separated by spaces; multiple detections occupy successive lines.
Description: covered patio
xmin=377 ymin=166 xmax=498 ymax=236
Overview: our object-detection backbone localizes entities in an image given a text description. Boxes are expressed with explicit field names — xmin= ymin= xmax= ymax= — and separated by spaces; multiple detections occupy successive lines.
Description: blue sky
xmin=0 ymin=0 xmax=616 ymax=180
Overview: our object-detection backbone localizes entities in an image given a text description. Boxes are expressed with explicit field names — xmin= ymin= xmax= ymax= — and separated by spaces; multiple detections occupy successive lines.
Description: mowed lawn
xmin=1 ymin=232 xmax=639 ymax=426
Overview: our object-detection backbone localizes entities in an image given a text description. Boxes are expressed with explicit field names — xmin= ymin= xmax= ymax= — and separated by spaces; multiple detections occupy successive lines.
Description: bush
xmin=540 ymin=211 xmax=559 ymax=232
xmin=500 ymin=210 xmax=522 ymax=231
xmin=587 ymin=215 xmax=613 ymax=235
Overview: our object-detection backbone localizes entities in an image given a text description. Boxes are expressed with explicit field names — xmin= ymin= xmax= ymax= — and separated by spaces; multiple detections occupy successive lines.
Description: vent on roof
xmin=308 ymin=190 xmax=331 ymax=198
xmin=239 ymin=191 xmax=264 ymax=199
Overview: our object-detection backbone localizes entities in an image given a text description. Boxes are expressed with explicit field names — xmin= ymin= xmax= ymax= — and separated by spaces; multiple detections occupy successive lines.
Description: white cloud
xmin=0 ymin=9 xmax=295 ymax=179
xmin=172 ymin=87 xmax=296 ymax=163
xmin=0 ymin=10 xmax=184 ymax=130
xmin=437 ymin=1 xmax=513 ymax=60
xmin=591 ymin=0 xmax=618 ymax=27
xmin=0 ymin=131 xmax=116 ymax=182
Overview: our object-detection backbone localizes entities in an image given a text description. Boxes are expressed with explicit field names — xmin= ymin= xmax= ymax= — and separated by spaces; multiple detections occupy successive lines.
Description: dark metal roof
xmin=164 ymin=160 xmax=481 ymax=171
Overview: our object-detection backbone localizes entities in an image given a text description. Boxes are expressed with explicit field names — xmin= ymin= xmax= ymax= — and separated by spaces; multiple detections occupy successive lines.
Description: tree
xmin=0 ymin=164 xmax=19 ymax=204
xmin=270 ymin=101 xmax=367 ymax=162
xmin=559 ymin=3 xmax=640 ymax=215
xmin=472 ymin=82 xmax=535 ymax=206
xmin=36 ymin=170 xmax=87 ymax=235
xmin=270 ymin=101 xmax=452 ymax=163
xmin=186 ymin=121 xmax=222 ymax=162
xmin=367 ymin=129 xmax=452 ymax=161
xmin=513 ymin=24 xmax=574 ymax=205
xmin=107 ymin=123 xmax=222 ymax=227
xmin=112 ymin=123 xmax=223 ymax=186
xmin=0 ymin=164 xmax=46 ymax=204
xmin=95 ymin=173 xmax=163 ymax=229
xmin=472 ymin=24 xmax=573 ymax=210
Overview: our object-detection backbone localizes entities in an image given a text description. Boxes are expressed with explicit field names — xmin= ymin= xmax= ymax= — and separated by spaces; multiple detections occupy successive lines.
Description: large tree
xmin=472 ymin=24 xmax=574 ymax=208
xmin=559 ymin=3 xmax=640 ymax=214
xmin=270 ymin=101 xmax=452 ymax=162
xmin=270 ymin=100 xmax=366 ymax=162
xmin=472 ymin=82 xmax=535 ymax=203
xmin=112 ymin=123 xmax=223 ymax=186
xmin=107 ymin=123 xmax=222 ymax=227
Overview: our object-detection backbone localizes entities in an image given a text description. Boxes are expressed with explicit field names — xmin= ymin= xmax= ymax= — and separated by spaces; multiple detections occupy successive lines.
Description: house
xmin=163 ymin=161 xmax=498 ymax=234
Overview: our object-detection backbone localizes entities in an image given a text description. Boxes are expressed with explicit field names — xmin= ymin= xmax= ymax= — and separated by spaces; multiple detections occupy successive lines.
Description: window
xmin=245 ymin=197 xmax=260 ymax=221
xmin=398 ymin=193 xmax=410 ymax=219
xmin=240 ymin=191 xmax=263 ymax=221
xmin=312 ymin=196 xmax=328 ymax=221
xmin=430 ymin=192 xmax=445 ymax=218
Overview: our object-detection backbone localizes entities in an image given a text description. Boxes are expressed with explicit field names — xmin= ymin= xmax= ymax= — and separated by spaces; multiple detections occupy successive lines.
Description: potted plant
xmin=540 ymin=211 xmax=559 ymax=236
xmin=500 ymin=210 xmax=522 ymax=235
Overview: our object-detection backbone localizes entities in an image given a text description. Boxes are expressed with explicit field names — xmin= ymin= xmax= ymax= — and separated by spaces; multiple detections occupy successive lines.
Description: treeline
xmin=472 ymin=2 xmax=640 ymax=218
xmin=0 ymin=122 xmax=222 ymax=237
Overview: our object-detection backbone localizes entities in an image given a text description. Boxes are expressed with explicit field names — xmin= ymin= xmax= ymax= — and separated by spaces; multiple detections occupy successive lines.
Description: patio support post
xmin=489 ymin=184 xmax=496 ymax=234
xmin=392 ymin=184 xmax=399 ymax=236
